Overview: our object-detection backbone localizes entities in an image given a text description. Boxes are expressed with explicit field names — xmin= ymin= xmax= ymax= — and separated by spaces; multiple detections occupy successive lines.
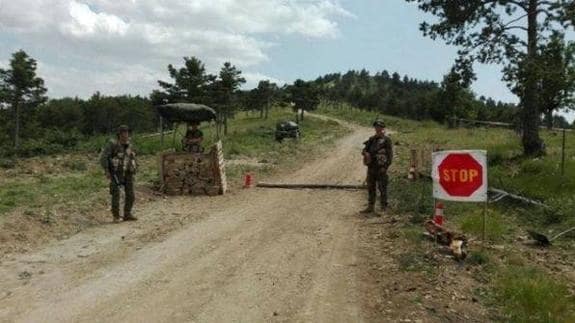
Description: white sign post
xmin=432 ymin=150 xmax=489 ymax=241
xmin=432 ymin=150 xmax=488 ymax=202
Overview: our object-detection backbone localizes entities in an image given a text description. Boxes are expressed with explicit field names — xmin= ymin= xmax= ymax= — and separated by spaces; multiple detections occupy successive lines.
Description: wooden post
xmin=172 ymin=122 xmax=178 ymax=150
xmin=409 ymin=149 xmax=418 ymax=180
xmin=420 ymin=148 xmax=425 ymax=173
xmin=561 ymin=128 xmax=566 ymax=177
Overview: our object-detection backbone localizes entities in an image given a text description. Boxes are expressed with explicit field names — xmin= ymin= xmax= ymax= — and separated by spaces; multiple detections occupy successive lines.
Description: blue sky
xmin=261 ymin=1 xmax=516 ymax=101
xmin=0 ymin=0 xmax=573 ymax=121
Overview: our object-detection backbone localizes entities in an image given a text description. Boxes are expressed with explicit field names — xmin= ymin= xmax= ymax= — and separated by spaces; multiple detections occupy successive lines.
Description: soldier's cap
xmin=117 ymin=125 xmax=130 ymax=134
xmin=372 ymin=120 xmax=386 ymax=128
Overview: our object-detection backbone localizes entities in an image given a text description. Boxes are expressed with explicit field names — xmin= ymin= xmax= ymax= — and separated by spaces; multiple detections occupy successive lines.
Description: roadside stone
xmin=18 ymin=271 xmax=32 ymax=280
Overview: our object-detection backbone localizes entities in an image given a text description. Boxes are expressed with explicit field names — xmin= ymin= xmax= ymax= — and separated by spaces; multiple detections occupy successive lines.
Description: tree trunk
xmin=260 ymin=107 xmax=264 ymax=119
xmin=300 ymin=109 xmax=304 ymax=122
xmin=13 ymin=100 xmax=20 ymax=151
xmin=546 ymin=109 xmax=553 ymax=129
xmin=522 ymin=0 xmax=544 ymax=156
xmin=223 ymin=113 xmax=228 ymax=136
xmin=265 ymin=99 xmax=269 ymax=119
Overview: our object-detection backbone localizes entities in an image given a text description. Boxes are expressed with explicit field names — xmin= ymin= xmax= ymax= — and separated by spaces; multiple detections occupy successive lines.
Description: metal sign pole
xmin=482 ymin=200 xmax=487 ymax=244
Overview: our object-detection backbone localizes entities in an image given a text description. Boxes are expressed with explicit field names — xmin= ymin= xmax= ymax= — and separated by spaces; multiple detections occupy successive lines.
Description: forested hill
xmin=310 ymin=69 xmax=519 ymax=125
xmin=0 ymin=51 xmax=536 ymax=158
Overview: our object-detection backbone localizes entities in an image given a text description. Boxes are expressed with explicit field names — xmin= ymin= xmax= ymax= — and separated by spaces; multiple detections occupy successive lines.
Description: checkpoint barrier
xmin=159 ymin=141 xmax=227 ymax=196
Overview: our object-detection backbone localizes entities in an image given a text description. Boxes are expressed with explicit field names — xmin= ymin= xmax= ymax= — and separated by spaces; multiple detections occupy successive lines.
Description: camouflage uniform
xmin=99 ymin=138 xmax=137 ymax=220
xmin=363 ymin=133 xmax=393 ymax=210
xmin=182 ymin=128 xmax=204 ymax=153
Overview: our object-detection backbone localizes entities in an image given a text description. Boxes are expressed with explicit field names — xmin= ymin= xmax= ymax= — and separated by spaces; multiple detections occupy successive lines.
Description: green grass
xmin=467 ymin=250 xmax=491 ymax=266
xmin=494 ymin=266 xmax=575 ymax=323
xmin=0 ymin=107 xmax=348 ymax=216
xmin=0 ymin=170 xmax=106 ymax=215
xmin=457 ymin=209 xmax=512 ymax=242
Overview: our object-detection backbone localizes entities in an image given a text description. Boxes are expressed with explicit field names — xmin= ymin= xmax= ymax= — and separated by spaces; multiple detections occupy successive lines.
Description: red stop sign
xmin=438 ymin=153 xmax=483 ymax=197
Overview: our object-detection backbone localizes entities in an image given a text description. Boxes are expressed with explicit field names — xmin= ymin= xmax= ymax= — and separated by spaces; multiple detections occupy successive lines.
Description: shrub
xmin=467 ymin=250 xmax=490 ymax=266
xmin=0 ymin=158 xmax=17 ymax=169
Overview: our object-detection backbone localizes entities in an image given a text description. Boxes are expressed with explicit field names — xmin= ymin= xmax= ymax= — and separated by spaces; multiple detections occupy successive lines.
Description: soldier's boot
xmin=123 ymin=179 xmax=137 ymax=221
xmin=123 ymin=203 xmax=137 ymax=221
xmin=360 ymin=205 xmax=375 ymax=214
xmin=111 ymin=187 xmax=121 ymax=223
xmin=123 ymin=214 xmax=138 ymax=221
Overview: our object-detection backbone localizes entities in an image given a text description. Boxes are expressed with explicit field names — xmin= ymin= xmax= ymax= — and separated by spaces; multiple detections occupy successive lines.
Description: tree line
xmin=1 ymin=45 xmax=573 ymax=158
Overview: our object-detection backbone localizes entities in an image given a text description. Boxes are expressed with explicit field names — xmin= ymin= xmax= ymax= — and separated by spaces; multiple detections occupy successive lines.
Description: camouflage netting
xmin=156 ymin=103 xmax=217 ymax=123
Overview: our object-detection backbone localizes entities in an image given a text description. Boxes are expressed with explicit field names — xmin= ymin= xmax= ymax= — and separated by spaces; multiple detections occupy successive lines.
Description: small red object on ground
xmin=433 ymin=202 xmax=444 ymax=226
xmin=243 ymin=173 xmax=253 ymax=188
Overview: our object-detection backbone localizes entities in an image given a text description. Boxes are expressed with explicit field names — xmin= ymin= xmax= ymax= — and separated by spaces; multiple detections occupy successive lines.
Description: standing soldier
xmin=100 ymin=125 xmax=138 ymax=222
xmin=361 ymin=120 xmax=393 ymax=215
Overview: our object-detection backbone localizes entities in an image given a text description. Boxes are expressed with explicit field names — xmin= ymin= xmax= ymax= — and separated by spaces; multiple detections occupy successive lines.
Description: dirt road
xmin=0 ymin=117 xmax=391 ymax=322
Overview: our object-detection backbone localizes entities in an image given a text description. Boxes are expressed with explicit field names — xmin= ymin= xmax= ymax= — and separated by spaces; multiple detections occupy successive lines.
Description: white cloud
xmin=37 ymin=60 xmax=164 ymax=98
xmin=243 ymin=72 xmax=286 ymax=88
xmin=0 ymin=0 xmax=351 ymax=98
xmin=61 ymin=1 xmax=129 ymax=38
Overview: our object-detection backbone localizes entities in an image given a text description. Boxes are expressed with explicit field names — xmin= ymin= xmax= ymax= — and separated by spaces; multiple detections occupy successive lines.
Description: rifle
xmin=108 ymin=158 xmax=123 ymax=187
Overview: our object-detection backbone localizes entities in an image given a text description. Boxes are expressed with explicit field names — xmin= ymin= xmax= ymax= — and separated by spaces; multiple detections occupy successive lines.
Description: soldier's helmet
xmin=372 ymin=120 xmax=386 ymax=128
xmin=117 ymin=125 xmax=130 ymax=135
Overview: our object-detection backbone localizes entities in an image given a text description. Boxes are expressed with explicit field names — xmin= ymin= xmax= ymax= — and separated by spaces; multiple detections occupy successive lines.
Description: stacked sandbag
xmin=160 ymin=142 xmax=226 ymax=196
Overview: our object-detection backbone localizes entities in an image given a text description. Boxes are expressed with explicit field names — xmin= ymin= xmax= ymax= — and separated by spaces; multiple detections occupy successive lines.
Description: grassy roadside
xmin=0 ymin=108 xmax=349 ymax=217
xmin=318 ymin=104 xmax=575 ymax=322
xmin=0 ymin=107 xmax=349 ymax=255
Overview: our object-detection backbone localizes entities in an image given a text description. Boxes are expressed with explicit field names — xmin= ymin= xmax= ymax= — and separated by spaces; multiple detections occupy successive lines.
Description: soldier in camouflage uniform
xmin=99 ymin=125 xmax=138 ymax=222
xmin=182 ymin=121 xmax=204 ymax=153
xmin=361 ymin=120 xmax=393 ymax=214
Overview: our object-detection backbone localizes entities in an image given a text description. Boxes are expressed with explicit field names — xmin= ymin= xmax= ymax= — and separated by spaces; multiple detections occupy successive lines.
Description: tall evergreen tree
xmin=538 ymin=33 xmax=575 ymax=129
xmin=0 ymin=50 xmax=47 ymax=150
xmin=290 ymin=79 xmax=320 ymax=122
xmin=155 ymin=56 xmax=214 ymax=104
xmin=251 ymin=80 xmax=278 ymax=119
xmin=214 ymin=62 xmax=245 ymax=135
xmin=406 ymin=0 xmax=575 ymax=156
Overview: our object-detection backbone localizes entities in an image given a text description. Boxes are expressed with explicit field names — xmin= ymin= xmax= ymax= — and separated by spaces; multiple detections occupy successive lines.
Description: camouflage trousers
xmin=110 ymin=175 xmax=135 ymax=219
xmin=366 ymin=167 xmax=389 ymax=208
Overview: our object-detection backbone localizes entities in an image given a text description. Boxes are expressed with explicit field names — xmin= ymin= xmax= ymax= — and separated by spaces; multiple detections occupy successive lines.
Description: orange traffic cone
xmin=433 ymin=202 xmax=444 ymax=226
xmin=243 ymin=173 xmax=253 ymax=188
